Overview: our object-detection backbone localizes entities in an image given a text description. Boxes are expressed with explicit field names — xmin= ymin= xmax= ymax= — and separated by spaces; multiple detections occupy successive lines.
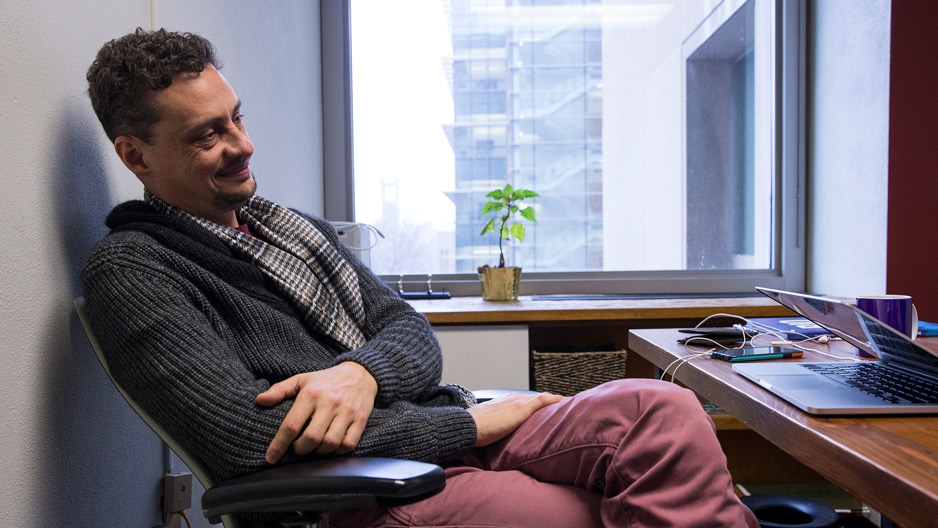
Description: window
xmin=323 ymin=0 xmax=805 ymax=296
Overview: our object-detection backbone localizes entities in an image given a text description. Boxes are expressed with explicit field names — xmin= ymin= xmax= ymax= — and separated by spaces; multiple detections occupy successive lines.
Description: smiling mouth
xmin=218 ymin=162 xmax=252 ymax=179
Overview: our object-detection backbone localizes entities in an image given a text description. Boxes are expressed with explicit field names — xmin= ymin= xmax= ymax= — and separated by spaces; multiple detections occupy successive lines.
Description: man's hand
xmin=467 ymin=392 xmax=563 ymax=447
xmin=256 ymin=362 xmax=378 ymax=464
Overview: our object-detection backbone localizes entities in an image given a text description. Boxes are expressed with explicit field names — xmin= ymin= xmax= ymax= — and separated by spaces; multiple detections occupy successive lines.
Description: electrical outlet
xmin=163 ymin=472 xmax=193 ymax=513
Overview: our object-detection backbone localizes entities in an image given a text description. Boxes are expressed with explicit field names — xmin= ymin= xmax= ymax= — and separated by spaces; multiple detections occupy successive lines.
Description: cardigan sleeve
xmin=304 ymin=216 xmax=456 ymax=406
xmin=81 ymin=230 xmax=477 ymax=482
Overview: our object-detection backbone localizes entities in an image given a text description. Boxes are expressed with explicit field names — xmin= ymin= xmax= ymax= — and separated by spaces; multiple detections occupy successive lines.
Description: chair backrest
xmin=74 ymin=297 xmax=251 ymax=528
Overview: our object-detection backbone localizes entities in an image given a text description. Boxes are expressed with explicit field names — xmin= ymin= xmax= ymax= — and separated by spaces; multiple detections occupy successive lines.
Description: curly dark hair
xmin=87 ymin=28 xmax=221 ymax=143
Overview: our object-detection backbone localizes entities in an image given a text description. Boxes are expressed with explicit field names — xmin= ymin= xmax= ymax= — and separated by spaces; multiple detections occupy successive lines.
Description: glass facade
xmin=446 ymin=0 xmax=604 ymax=273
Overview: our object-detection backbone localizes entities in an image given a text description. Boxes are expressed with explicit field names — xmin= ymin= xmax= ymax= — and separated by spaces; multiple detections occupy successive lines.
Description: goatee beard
xmin=214 ymin=172 xmax=257 ymax=210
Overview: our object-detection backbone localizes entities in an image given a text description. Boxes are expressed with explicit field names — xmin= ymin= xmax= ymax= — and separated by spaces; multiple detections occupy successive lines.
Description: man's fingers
xmin=468 ymin=391 xmax=564 ymax=447
xmin=526 ymin=392 xmax=564 ymax=409
xmin=333 ymin=421 xmax=365 ymax=455
xmin=256 ymin=376 xmax=301 ymax=406
xmin=262 ymin=365 xmax=377 ymax=463
xmin=265 ymin=434 xmax=289 ymax=464
xmin=486 ymin=391 xmax=562 ymax=409
xmin=292 ymin=407 xmax=335 ymax=456
xmin=312 ymin=419 xmax=354 ymax=455
xmin=265 ymin=400 xmax=315 ymax=463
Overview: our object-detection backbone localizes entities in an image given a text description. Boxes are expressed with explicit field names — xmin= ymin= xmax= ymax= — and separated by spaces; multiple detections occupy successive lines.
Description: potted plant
xmin=478 ymin=184 xmax=539 ymax=301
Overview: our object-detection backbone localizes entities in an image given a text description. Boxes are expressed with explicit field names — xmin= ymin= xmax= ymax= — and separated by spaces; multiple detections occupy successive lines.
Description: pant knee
xmin=586 ymin=379 xmax=710 ymax=429
xmin=591 ymin=378 xmax=700 ymax=408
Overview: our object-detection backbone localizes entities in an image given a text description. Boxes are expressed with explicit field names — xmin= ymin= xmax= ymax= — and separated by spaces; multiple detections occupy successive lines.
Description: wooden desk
xmin=628 ymin=328 xmax=938 ymax=528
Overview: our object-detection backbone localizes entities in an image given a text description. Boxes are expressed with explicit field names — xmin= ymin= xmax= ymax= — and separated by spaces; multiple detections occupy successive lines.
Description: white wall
xmin=807 ymin=0 xmax=891 ymax=297
xmin=0 ymin=1 xmax=322 ymax=526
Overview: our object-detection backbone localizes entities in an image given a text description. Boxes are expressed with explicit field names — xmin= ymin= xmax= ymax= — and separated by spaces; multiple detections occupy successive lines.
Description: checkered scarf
xmin=145 ymin=192 xmax=367 ymax=350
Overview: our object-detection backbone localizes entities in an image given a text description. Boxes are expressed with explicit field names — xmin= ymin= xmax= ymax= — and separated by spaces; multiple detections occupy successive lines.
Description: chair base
xmin=281 ymin=513 xmax=322 ymax=527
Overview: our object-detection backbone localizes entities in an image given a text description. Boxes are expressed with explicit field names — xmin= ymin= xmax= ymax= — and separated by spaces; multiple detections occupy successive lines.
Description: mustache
xmin=219 ymin=157 xmax=252 ymax=176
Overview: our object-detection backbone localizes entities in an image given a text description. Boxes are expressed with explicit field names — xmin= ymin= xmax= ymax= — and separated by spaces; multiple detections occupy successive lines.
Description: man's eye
xmin=233 ymin=113 xmax=246 ymax=126
xmin=195 ymin=131 xmax=217 ymax=146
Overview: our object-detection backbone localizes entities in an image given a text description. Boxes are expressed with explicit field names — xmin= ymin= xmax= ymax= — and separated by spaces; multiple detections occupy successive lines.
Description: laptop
xmin=732 ymin=287 xmax=938 ymax=415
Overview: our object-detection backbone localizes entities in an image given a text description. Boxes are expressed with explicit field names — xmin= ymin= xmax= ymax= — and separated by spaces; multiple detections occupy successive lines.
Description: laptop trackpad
xmin=763 ymin=374 xmax=843 ymax=390
xmin=760 ymin=374 xmax=888 ymax=408
xmin=734 ymin=364 xmax=895 ymax=412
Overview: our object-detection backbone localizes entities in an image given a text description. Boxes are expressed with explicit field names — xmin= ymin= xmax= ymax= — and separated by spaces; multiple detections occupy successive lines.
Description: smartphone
xmin=711 ymin=346 xmax=803 ymax=362
xmin=676 ymin=326 xmax=758 ymax=345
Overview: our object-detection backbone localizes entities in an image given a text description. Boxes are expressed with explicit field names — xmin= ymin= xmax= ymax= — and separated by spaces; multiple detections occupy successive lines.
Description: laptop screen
xmin=756 ymin=287 xmax=876 ymax=355
xmin=757 ymin=287 xmax=938 ymax=376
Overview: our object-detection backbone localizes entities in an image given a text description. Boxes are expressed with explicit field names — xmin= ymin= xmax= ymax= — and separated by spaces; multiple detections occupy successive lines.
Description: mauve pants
xmin=324 ymin=379 xmax=760 ymax=527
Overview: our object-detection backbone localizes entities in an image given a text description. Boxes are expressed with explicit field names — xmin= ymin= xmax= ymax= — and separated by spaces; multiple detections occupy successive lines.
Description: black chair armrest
xmin=202 ymin=457 xmax=445 ymax=524
xmin=201 ymin=390 xmax=536 ymax=524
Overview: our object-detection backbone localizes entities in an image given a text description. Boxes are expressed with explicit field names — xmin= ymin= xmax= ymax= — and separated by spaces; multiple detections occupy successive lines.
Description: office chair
xmin=74 ymin=298 xmax=447 ymax=528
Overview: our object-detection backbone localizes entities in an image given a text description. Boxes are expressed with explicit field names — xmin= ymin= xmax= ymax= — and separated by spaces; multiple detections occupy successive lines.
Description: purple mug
xmin=855 ymin=294 xmax=918 ymax=357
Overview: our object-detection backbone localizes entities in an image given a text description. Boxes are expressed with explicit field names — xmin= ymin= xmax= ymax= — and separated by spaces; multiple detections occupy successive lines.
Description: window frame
xmin=321 ymin=0 xmax=806 ymax=297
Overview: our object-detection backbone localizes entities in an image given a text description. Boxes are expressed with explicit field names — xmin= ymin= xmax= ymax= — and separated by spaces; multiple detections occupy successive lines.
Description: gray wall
xmin=0 ymin=1 xmax=322 ymax=526
xmin=0 ymin=0 xmax=890 ymax=526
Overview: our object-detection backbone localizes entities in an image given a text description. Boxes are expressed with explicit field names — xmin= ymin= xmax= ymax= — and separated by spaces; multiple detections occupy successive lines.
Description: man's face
xmin=131 ymin=65 xmax=256 ymax=226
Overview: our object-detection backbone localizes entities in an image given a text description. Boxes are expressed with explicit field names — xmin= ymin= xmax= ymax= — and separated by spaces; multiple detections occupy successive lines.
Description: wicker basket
xmin=532 ymin=344 xmax=627 ymax=396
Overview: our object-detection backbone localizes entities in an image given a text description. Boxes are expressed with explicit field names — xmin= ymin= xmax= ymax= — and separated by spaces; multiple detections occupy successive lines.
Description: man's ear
xmin=113 ymin=135 xmax=151 ymax=177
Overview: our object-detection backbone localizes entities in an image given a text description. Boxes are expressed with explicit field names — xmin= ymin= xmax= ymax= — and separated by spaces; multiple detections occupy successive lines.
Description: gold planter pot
xmin=478 ymin=266 xmax=522 ymax=301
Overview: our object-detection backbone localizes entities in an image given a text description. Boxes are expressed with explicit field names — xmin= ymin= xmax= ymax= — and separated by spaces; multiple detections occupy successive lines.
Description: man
xmin=83 ymin=28 xmax=759 ymax=527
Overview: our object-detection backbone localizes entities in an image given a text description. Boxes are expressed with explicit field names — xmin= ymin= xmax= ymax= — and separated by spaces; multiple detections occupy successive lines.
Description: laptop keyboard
xmin=803 ymin=363 xmax=938 ymax=404
xmin=863 ymin=319 xmax=934 ymax=365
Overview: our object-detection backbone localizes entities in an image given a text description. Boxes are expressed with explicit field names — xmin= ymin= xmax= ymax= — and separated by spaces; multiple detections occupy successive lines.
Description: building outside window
xmin=328 ymin=0 xmax=804 ymax=296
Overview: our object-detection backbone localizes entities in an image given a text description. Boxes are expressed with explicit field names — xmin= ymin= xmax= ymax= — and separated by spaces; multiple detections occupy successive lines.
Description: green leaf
xmin=510 ymin=223 xmax=526 ymax=242
xmin=481 ymin=201 xmax=503 ymax=215
xmin=480 ymin=218 xmax=495 ymax=235
xmin=479 ymin=184 xmax=540 ymax=254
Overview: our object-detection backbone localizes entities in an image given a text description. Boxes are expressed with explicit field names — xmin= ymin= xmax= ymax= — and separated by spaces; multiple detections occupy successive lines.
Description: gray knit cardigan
xmin=81 ymin=200 xmax=478 ymax=482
